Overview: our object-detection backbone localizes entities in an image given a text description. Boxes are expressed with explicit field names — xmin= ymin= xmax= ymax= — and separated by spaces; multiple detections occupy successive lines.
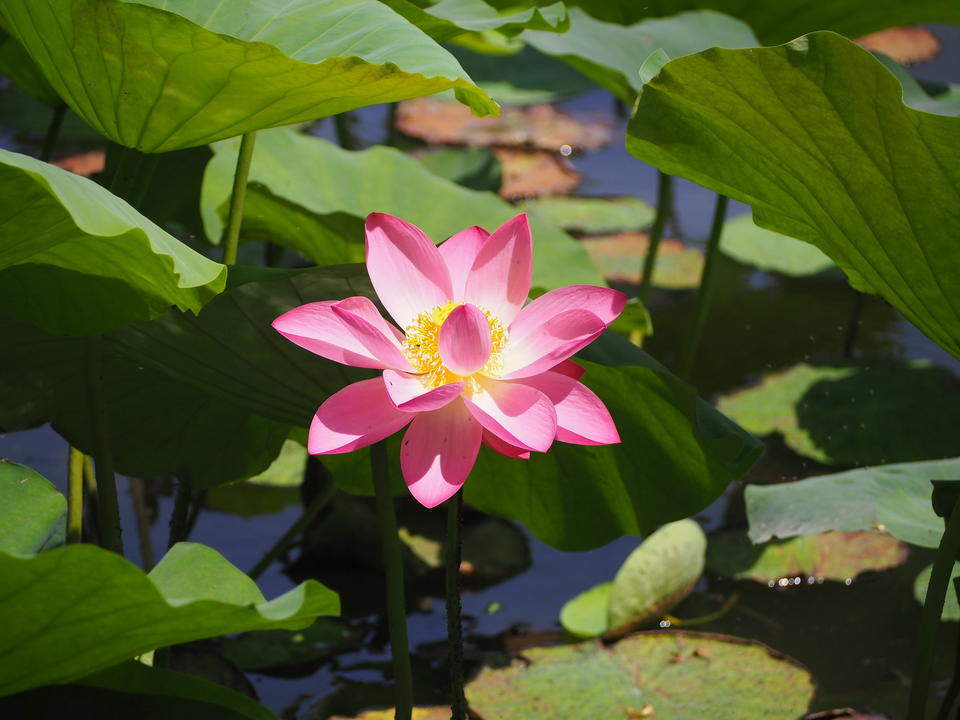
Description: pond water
xmin=3 ymin=23 xmax=960 ymax=719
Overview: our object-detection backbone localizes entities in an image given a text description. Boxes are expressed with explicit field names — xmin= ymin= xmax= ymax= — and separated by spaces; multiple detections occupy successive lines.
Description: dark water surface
xmin=3 ymin=23 xmax=960 ymax=719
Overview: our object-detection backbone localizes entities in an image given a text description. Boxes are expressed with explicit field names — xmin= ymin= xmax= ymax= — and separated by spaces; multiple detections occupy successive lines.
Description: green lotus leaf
xmin=0 ymin=0 xmax=497 ymax=152
xmin=0 ymin=460 xmax=65 ymax=555
xmin=627 ymin=32 xmax=960 ymax=359
xmin=721 ymin=213 xmax=834 ymax=277
xmin=0 ymin=28 xmax=57 ymax=104
xmin=0 ymin=148 xmax=226 ymax=335
xmin=0 ymin=541 xmax=339 ymax=697
xmin=519 ymin=195 xmax=655 ymax=235
xmin=915 ymin=563 xmax=960 ymax=622
xmin=559 ymin=582 xmax=612 ymax=639
xmin=380 ymin=0 xmax=568 ymax=43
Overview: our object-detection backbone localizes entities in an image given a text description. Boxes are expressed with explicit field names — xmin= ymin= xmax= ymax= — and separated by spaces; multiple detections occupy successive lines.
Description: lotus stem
xmin=639 ymin=171 xmax=674 ymax=305
xmin=85 ymin=336 xmax=123 ymax=555
xmin=843 ymin=291 xmax=865 ymax=358
xmin=936 ymin=579 xmax=960 ymax=719
xmin=167 ymin=477 xmax=192 ymax=549
xmin=248 ymin=459 xmax=337 ymax=580
xmin=446 ymin=490 xmax=467 ymax=720
xmin=66 ymin=446 xmax=85 ymax=544
xmin=334 ymin=111 xmax=358 ymax=150
xmin=909 ymin=495 xmax=960 ymax=719
xmin=129 ymin=478 xmax=155 ymax=571
xmin=371 ymin=441 xmax=414 ymax=720
xmin=40 ymin=103 xmax=66 ymax=163
xmin=680 ymin=193 xmax=729 ymax=381
xmin=222 ymin=131 xmax=257 ymax=265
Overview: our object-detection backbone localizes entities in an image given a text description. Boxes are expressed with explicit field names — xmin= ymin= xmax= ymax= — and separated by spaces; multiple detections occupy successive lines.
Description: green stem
xmin=935 ymin=577 xmax=960 ymax=719
xmin=67 ymin=447 xmax=84 ymax=544
xmin=909 ymin=497 xmax=960 ymax=719
xmin=639 ymin=171 xmax=674 ymax=304
xmin=446 ymin=491 xmax=467 ymax=720
xmin=40 ymin=103 xmax=67 ymax=163
xmin=248 ymin=476 xmax=337 ymax=580
xmin=679 ymin=193 xmax=729 ymax=381
xmin=843 ymin=291 xmax=865 ymax=359
xmin=168 ymin=478 xmax=192 ymax=549
xmin=129 ymin=478 xmax=155 ymax=571
xmin=85 ymin=336 xmax=123 ymax=555
xmin=371 ymin=442 xmax=413 ymax=720
xmin=222 ymin=132 xmax=257 ymax=265
xmin=334 ymin=111 xmax=357 ymax=150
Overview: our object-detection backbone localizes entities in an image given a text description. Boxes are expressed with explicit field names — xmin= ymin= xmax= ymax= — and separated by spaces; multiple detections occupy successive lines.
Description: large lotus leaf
xmin=745 ymin=457 xmax=960 ymax=549
xmin=564 ymin=0 xmax=960 ymax=45
xmin=523 ymin=8 xmax=758 ymax=103
xmin=721 ymin=213 xmax=834 ymax=277
xmin=627 ymin=33 xmax=960 ymax=360
xmin=201 ymin=128 xmax=601 ymax=289
xmin=0 ymin=28 xmax=57 ymax=103
xmin=0 ymin=661 xmax=277 ymax=719
xmin=380 ymin=0 xmax=568 ymax=43
xmin=915 ymin=563 xmax=960 ymax=622
xmin=707 ymin=530 xmax=908 ymax=583
xmin=0 ymin=460 xmax=65 ymax=555
xmin=0 ymin=541 xmax=339 ymax=697
xmin=465 ymin=631 xmax=814 ymax=719
xmin=519 ymin=195 xmax=655 ymax=235
xmin=0 ymin=0 xmax=497 ymax=153
xmin=0 ymin=148 xmax=226 ymax=335
xmin=717 ymin=362 xmax=960 ymax=466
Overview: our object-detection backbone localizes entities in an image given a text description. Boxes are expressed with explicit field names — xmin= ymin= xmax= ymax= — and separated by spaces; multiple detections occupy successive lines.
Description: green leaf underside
xmin=721 ymin=212 xmax=834 ymax=277
xmin=380 ymin=0 xmax=568 ymax=43
xmin=202 ymin=127 xmax=602 ymax=289
xmin=627 ymin=33 xmax=960 ymax=360
xmin=717 ymin=362 xmax=960 ymax=467
xmin=0 ymin=148 xmax=226 ymax=335
xmin=524 ymin=9 xmax=758 ymax=103
xmin=565 ymin=0 xmax=960 ymax=45
xmin=0 ymin=460 xmax=65 ymax=555
xmin=465 ymin=631 xmax=814 ymax=719
xmin=0 ymin=28 xmax=58 ymax=103
xmin=745 ymin=457 xmax=960 ymax=548
xmin=0 ymin=542 xmax=338 ymax=697
xmin=0 ymin=661 xmax=277 ymax=720
xmin=1 ymin=0 xmax=496 ymax=152
xmin=915 ymin=563 xmax=960 ymax=622
xmin=707 ymin=530 xmax=907 ymax=583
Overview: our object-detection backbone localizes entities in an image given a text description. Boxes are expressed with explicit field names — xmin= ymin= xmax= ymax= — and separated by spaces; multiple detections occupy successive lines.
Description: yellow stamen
xmin=402 ymin=301 xmax=508 ymax=391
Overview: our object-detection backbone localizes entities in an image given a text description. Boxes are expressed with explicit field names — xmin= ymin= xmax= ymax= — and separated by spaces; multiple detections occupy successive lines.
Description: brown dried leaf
xmin=494 ymin=148 xmax=581 ymax=199
xmin=856 ymin=26 xmax=940 ymax=65
xmin=52 ymin=151 xmax=105 ymax=177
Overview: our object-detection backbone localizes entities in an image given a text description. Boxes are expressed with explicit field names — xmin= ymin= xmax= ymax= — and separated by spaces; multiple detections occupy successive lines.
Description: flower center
xmin=403 ymin=301 xmax=508 ymax=390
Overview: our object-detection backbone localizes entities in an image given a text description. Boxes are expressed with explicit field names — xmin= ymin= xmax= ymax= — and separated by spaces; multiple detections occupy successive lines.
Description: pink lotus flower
xmin=273 ymin=213 xmax=625 ymax=508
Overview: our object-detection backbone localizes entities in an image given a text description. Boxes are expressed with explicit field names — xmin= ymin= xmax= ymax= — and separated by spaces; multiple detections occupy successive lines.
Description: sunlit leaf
xmin=0 ymin=460 xmax=65 ymax=555
xmin=559 ymin=582 xmax=612 ymax=639
xmin=1 ymin=0 xmax=497 ymax=152
xmin=581 ymin=232 xmax=704 ymax=289
xmin=519 ymin=196 xmax=655 ymax=235
xmin=201 ymin=128 xmax=602 ymax=288
xmin=721 ymin=213 xmax=834 ymax=277
xmin=0 ymin=148 xmax=226 ymax=335
xmin=0 ymin=28 xmax=57 ymax=104
xmin=627 ymin=33 xmax=960 ymax=359
xmin=0 ymin=542 xmax=338 ymax=697
xmin=380 ymin=0 xmax=568 ymax=43
xmin=466 ymin=631 xmax=814 ymax=719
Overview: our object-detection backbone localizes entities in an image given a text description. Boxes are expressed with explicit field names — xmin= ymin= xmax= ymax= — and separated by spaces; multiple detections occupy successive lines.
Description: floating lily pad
xmin=857 ymin=26 xmax=941 ymax=64
xmin=465 ymin=631 xmax=815 ymax=719
xmin=581 ymin=231 xmax=704 ymax=289
xmin=219 ymin=618 xmax=356 ymax=677
xmin=0 ymin=460 xmax=65 ymax=555
xmin=914 ymin=563 xmax=960 ymax=621
xmin=560 ymin=582 xmax=613 ymax=639
xmin=717 ymin=362 xmax=960 ymax=466
xmin=707 ymin=531 xmax=908 ymax=583
xmin=721 ymin=213 xmax=834 ymax=277
xmin=495 ymin=148 xmax=581 ymax=199
xmin=331 ymin=708 xmax=449 ymax=720
xmin=415 ymin=146 xmax=502 ymax=192
xmin=395 ymin=96 xmax=611 ymax=150
xmin=520 ymin=196 xmax=655 ymax=235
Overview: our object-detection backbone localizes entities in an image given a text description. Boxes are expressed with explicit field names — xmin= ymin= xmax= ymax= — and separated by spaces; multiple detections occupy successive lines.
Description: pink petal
xmin=365 ymin=213 xmax=453 ymax=329
xmin=401 ymin=400 xmax=482 ymax=508
xmin=439 ymin=226 xmax=489 ymax=301
xmin=550 ymin=359 xmax=585 ymax=380
xmin=439 ymin=303 xmax=492 ymax=377
xmin=482 ymin=429 xmax=531 ymax=459
xmin=499 ymin=308 xmax=606 ymax=380
xmin=273 ymin=298 xmax=411 ymax=370
xmin=516 ymin=372 xmax=620 ymax=446
xmin=464 ymin=378 xmax=557 ymax=453
xmin=509 ymin=285 xmax=627 ymax=337
xmin=463 ymin=214 xmax=532 ymax=325
xmin=383 ymin=369 xmax=465 ymax=412
xmin=308 ymin=377 xmax=413 ymax=454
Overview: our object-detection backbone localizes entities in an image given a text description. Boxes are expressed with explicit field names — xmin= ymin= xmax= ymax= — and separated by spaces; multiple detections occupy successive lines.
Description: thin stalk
xmin=128 ymin=154 xmax=159 ymax=211
xmin=909 ymin=498 xmax=960 ymax=719
xmin=67 ymin=447 xmax=85 ymax=544
xmin=129 ymin=478 xmax=155 ymax=571
xmin=222 ymin=132 xmax=257 ymax=265
xmin=86 ymin=336 xmax=123 ymax=555
xmin=82 ymin=456 xmax=99 ymax=544
xmin=371 ymin=442 xmax=413 ymax=720
xmin=168 ymin=478 xmax=192 ymax=549
xmin=248 ymin=480 xmax=337 ymax=580
xmin=843 ymin=291 xmax=865 ymax=359
xmin=333 ymin=111 xmax=357 ymax=150
xmin=446 ymin=491 xmax=467 ymax=720
xmin=40 ymin=103 xmax=67 ymax=163
xmin=935 ymin=578 xmax=960 ymax=719
xmin=679 ymin=193 xmax=729 ymax=381
xmin=638 ymin=171 xmax=674 ymax=304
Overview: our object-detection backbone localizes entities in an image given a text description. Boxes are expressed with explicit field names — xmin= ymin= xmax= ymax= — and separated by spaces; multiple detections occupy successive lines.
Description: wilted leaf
xmin=495 ymin=148 xmax=581 ymax=199
xmin=581 ymin=231 xmax=704 ymax=288
xmin=857 ymin=26 xmax=941 ymax=64
xmin=707 ymin=530 xmax=908 ymax=583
